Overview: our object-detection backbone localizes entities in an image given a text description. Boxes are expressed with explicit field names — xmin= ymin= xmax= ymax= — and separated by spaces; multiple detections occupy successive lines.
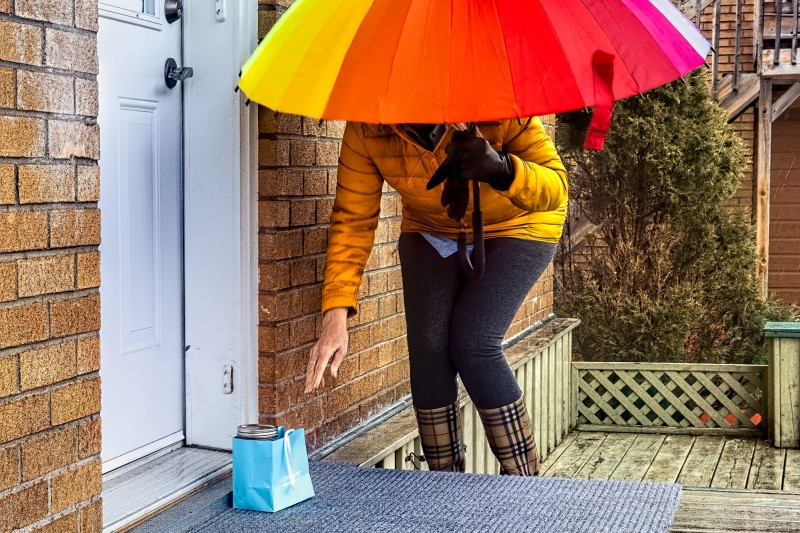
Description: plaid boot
xmin=476 ymin=395 xmax=539 ymax=476
xmin=414 ymin=403 xmax=466 ymax=472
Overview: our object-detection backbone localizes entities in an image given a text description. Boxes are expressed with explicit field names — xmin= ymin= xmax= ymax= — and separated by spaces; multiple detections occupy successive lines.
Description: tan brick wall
xmin=699 ymin=0 xmax=757 ymax=216
xmin=0 ymin=1 xmax=102 ymax=531
xmin=256 ymin=1 xmax=554 ymax=451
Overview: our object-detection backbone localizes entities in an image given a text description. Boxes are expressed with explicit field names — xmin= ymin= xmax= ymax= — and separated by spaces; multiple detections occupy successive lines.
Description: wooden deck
xmin=541 ymin=430 xmax=800 ymax=532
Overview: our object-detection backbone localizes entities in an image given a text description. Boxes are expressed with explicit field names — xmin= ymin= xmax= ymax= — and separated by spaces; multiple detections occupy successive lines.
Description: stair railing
xmin=686 ymin=0 xmax=744 ymax=100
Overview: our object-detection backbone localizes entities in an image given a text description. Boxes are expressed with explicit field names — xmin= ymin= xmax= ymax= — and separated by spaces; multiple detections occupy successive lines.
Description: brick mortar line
xmin=0 ymin=12 xmax=98 ymax=38
xmin=0 ymin=107 xmax=98 ymax=123
xmin=257 ymin=195 xmax=338 ymax=202
xmin=0 ymin=372 xmax=99 ymax=411
xmin=0 ymin=452 xmax=101 ymax=502
xmin=258 ymin=252 xmax=326 ymax=264
xmin=0 ymin=60 xmax=98 ymax=81
xmin=0 ymin=201 xmax=99 ymax=212
xmin=0 ymin=286 xmax=98 ymax=311
xmin=0 ymin=157 xmax=97 ymax=165
xmin=255 ymin=192 xmax=344 ymax=200
xmin=258 ymin=132 xmax=344 ymax=142
xmin=15 ymin=496 xmax=101 ymax=533
xmin=0 ymin=330 xmax=96 ymax=359
xmin=0 ymin=244 xmax=99 ymax=266
xmin=257 ymin=283 xmax=403 ymax=298
xmin=258 ymin=166 xmax=340 ymax=173
xmin=256 ymin=217 xmax=401 ymax=233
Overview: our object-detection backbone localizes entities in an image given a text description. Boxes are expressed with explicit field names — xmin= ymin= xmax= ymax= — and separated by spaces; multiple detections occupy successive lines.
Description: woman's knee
xmin=448 ymin=331 xmax=503 ymax=365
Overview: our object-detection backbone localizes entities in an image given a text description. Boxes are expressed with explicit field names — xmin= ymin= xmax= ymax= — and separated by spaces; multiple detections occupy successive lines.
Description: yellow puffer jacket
xmin=323 ymin=117 xmax=568 ymax=316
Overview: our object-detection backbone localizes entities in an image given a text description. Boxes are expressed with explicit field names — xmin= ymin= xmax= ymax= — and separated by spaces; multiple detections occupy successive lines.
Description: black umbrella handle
xmin=458 ymin=179 xmax=485 ymax=280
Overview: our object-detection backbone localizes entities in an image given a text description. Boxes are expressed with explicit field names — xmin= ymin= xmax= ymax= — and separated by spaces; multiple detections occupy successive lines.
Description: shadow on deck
xmin=541 ymin=430 xmax=800 ymax=532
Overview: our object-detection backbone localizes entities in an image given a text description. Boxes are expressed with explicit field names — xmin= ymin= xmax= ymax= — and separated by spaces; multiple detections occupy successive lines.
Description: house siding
xmin=769 ymin=100 xmax=800 ymax=305
xmin=256 ymin=0 xmax=555 ymax=452
xmin=0 ymin=1 xmax=102 ymax=531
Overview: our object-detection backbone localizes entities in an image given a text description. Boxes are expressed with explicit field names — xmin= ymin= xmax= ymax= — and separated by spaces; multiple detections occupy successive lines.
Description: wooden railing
xmin=574 ymin=363 xmax=768 ymax=436
xmin=759 ymin=0 xmax=800 ymax=73
xmin=323 ymin=322 xmax=800 ymax=469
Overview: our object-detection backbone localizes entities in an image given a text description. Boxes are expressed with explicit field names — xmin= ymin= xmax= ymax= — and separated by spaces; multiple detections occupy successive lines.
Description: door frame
xmin=97 ymin=0 xmax=259 ymax=462
xmin=182 ymin=0 xmax=260 ymax=448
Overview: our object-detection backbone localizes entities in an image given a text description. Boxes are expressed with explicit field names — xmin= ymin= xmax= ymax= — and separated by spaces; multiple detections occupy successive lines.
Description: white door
xmin=98 ymin=0 xmax=185 ymax=471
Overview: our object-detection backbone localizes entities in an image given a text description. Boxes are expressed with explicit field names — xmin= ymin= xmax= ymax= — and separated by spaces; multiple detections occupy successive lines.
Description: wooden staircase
xmin=716 ymin=73 xmax=761 ymax=121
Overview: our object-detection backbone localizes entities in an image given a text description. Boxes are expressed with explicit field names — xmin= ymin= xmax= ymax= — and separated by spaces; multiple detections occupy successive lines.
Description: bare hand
xmin=305 ymin=307 xmax=349 ymax=393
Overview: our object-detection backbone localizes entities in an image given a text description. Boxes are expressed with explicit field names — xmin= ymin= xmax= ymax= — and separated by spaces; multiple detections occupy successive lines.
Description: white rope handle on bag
xmin=283 ymin=429 xmax=297 ymax=488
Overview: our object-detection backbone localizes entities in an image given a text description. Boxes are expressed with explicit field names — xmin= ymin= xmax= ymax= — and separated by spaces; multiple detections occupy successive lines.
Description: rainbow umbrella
xmin=238 ymin=0 xmax=710 ymax=278
xmin=238 ymin=0 xmax=710 ymax=150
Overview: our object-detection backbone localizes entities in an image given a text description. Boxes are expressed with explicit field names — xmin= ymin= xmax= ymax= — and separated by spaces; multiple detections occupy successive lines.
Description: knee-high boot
xmin=476 ymin=395 xmax=539 ymax=476
xmin=413 ymin=402 xmax=466 ymax=472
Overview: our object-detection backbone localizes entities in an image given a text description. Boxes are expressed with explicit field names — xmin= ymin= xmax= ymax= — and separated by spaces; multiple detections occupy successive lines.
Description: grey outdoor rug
xmin=187 ymin=461 xmax=681 ymax=533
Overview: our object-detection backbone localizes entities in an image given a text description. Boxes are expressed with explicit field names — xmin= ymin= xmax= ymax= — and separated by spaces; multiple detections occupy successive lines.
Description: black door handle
xmin=165 ymin=58 xmax=193 ymax=89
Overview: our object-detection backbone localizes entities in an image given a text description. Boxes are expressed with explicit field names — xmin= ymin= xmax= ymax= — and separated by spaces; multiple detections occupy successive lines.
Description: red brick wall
xmin=256 ymin=2 xmax=555 ymax=451
xmin=0 ymin=1 xmax=103 ymax=531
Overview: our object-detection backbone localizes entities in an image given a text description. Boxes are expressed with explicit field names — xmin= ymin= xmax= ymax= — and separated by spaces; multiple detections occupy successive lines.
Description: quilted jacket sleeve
xmin=322 ymin=122 xmax=384 ymax=317
xmin=497 ymin=117 xmax=568 ymax=213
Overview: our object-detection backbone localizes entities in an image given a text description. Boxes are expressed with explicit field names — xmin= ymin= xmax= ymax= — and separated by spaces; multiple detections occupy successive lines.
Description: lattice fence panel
xmin=574 ymin=363 xmax=768 ymax=433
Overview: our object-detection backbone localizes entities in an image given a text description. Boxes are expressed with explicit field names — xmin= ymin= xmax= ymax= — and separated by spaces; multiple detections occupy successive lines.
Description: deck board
xmin=676 ymin=436 xmax=725 ymax=487
xmin=541 ymin=431 xmax=607 ymax=478
xmin=747 ymin=439 xmax=787 ymax=491
xmin=575 ymin=432 xmax=636 ymax=480
xmin=643 ymin=434 xmax=694 ymax=484
xmin=669 ymin=488 xmax=800 ymax=532
xmin=782 ymin=449 xmax=800 ymax=491
xmin=608 ymin=433 xmax=666 ymax=482
xmin=711 ymin=437 xmax=758 ymax=489
xmin=540 ymin=430 xmax=800 ymax=532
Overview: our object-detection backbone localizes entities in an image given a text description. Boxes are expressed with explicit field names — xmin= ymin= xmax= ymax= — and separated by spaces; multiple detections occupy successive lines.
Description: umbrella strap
xmin=583 ymin=50 xmax=616 ymax=151
xmin=457 ymin=179 xmax=485 ymax=280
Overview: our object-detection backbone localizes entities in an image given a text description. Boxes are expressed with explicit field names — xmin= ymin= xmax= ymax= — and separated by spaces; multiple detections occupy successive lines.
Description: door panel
xmin=98 ymin=1 xmax=184 ymax=468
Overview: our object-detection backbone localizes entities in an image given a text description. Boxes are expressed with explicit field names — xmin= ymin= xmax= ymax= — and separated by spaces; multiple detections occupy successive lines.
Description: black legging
xmin=399 ymin=232 xmax=556 ymax=410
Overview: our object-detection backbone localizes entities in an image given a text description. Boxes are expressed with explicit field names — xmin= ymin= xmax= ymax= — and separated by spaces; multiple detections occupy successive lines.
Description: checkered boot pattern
xmin=476 ymin=395 xmax=539 ymax=476
xmin=414 ymin=403 xmax=466 ymax=473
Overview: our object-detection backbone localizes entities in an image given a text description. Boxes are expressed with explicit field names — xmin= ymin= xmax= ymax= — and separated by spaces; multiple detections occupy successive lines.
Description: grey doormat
xmin=188 ymin=461 xmax=681 ymax=533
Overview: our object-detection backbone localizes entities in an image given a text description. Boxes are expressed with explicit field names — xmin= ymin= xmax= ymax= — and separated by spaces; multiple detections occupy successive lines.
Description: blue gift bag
xmin=232 ymin=426 xmax=315 ymax=512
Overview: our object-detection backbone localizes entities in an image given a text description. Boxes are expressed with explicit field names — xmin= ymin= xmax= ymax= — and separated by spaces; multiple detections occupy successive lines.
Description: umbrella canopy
xmin=239 ymin=0 xmax=710 ymax=138
xmin=238 ymin=0 xmax=711 ymax=279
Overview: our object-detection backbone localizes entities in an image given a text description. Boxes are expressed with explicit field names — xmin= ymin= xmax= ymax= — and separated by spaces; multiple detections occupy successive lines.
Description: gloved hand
xmin=427 ymin=129 xmax=515 ymax=221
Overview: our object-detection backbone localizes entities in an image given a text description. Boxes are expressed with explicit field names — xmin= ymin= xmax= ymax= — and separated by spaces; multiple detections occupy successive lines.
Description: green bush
xmin=555 ymin=69 xmax=796 ymax=364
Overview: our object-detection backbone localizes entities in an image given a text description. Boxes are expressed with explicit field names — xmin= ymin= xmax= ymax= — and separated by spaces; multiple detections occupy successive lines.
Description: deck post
xmin=756 ymin=79 xmax=773 ymax=298
xmin=765 ymin=322 xmax=800 ymax=448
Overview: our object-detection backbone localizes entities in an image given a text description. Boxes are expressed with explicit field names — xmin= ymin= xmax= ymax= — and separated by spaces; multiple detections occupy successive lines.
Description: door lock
xmin=164 ymin=58 xmax=193 ymax=89
xmin=165 ymin=0 xmax=183 ymax=23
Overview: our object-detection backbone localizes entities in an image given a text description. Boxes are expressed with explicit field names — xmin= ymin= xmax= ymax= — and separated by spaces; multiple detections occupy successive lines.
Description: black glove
xmin=427 ymin=129 xmax=515 ymax=221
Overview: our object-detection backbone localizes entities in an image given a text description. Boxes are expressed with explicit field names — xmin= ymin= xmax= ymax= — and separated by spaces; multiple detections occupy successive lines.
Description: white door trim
xmin=182 ymin=0 xmax=259 ymax=449
xmin=238 ymin=0 xmax=260 ymax=428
